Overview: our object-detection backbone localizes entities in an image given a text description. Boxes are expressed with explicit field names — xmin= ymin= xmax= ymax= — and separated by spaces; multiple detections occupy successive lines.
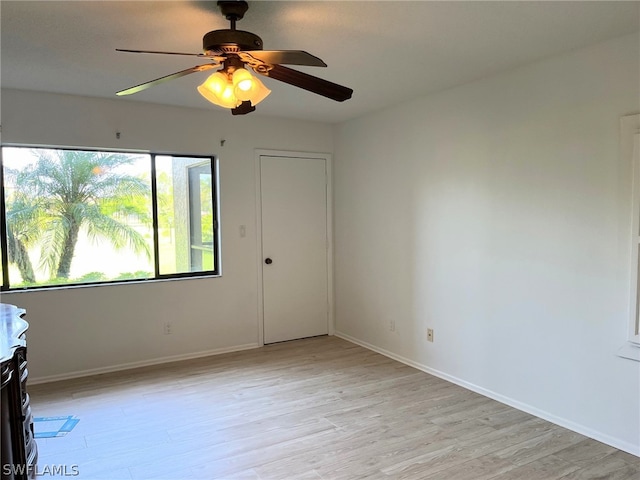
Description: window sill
xmin=617 ymin=342 xmax=640 ymax=362
xmin=2 ymin=273 xmax=222 ymax=293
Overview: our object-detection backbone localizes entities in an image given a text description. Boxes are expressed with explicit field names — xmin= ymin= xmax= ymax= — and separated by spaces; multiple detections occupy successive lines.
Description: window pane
xmin=156 ymin=156 xmax=216 ymax=275
xmin=2 ymin=147 xmax=153 ymax=287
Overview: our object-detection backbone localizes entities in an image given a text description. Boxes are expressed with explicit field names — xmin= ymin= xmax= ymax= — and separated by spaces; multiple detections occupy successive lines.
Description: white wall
xmin=334 ymin=33 xmax=640 ymax=454
xmin=0 ymin=90 xmax=333 ymax=380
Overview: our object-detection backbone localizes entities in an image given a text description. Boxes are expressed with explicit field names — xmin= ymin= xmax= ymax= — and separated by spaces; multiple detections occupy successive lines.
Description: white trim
xmin=622 ymin=114 xmax=640 ymax=356
xmin=618 ymin=343 xmax=640 ymax=362
xmin=335 ymin=331 xmax=640 ymax=457
xmin=326 ymin=155 xmax=335 ymax=336
xmin=254 ymin=149 xmax=335 ymax=344
xmin=29 ymin=343 xmax=260 ymax=385
xmin=254 ymin=152 xmax=265 ymax=346
xmin=629 ymin=133 xmax=640 ymax=346
xmin=214 ymin=156 xmax=223 ymax=276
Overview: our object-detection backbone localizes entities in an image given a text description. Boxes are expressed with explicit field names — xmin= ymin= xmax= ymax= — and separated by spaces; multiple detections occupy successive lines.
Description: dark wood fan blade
xmin=258 ymin=65 xmax=352 ymax=102
xmin=241 ymin=50 xmax=327 ymax=67
xmin=116 ymin=64 xmax=218 ymax=96
xmin=116 ymin=48 xmax=210 ymax=58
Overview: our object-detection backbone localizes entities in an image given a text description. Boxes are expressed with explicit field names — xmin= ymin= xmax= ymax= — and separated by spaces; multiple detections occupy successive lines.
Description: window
xmin=627 ymin=118 xmax=640 ymax=343
xmin=0 ymin=146 xmax=219 ymax=290
xmin=621 ymin=114 xmax=640 ymax=361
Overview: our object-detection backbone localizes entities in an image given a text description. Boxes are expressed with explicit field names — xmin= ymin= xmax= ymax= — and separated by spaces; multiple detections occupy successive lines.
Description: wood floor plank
xmin=558 ymin=454 xmax=640 ymax=479
xmin=488 ymin=454 xmax=582 ymax=480
xmin=419 ymin=455 xmax=518 ymax=480
xmin=28 ymin=336 xmax=638 ymax=480
xmin=491 ymin=427 xmax=586 ymax=466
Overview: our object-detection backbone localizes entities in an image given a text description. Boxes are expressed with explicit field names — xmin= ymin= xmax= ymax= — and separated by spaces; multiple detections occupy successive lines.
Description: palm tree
xmin=5 ymin=194 xmax=40 ymax=283
xmin=9 ymin=149 xmax=152 ymax=280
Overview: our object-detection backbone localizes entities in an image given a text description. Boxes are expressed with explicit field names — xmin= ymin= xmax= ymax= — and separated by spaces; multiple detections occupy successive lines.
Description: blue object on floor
xmin=33 ymin=416 xmax=79 ymax=438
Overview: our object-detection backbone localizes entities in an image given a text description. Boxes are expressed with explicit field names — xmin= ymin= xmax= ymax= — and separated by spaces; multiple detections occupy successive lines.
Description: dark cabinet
xmin=1 ymin=304 xmax=37 ymax=480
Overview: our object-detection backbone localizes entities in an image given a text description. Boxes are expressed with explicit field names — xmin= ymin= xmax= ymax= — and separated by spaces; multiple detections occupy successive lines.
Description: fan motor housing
xmin=203 ymin=30 xmax=263 ymax=55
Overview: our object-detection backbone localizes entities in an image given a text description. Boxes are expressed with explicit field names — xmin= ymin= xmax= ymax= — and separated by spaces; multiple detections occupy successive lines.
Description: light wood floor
xmin=29 ymin=336 xmax=639 ymax=480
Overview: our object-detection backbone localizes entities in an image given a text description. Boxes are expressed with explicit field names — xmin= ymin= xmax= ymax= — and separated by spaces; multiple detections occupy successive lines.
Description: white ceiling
xmin=1 ymin=1 xmax=638 ymax=124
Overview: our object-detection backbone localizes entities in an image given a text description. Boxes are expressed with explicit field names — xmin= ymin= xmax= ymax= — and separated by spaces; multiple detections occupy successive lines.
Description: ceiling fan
xmin=116 ymin=0 xmax=353 ymax=115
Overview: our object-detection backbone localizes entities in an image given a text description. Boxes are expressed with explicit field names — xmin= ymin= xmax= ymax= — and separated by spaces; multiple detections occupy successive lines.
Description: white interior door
xmin=260 ymin=154 xmax=329 ymax=344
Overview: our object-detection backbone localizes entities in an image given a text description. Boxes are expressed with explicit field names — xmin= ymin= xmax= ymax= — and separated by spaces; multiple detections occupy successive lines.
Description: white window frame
xmin=620 ymin=114 xmax=640 ymax=361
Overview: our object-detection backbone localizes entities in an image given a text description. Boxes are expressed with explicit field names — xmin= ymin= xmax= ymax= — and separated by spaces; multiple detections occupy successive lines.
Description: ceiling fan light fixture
xmin=198 ymin=67 xmax=271 ymax=110
xmin=197 ymin=71 xmax=240 ymax=108
xmin=232 ymin=68 xmax=254 ymax=93
xmin=232 ymin=68 xmax=271 ymax=104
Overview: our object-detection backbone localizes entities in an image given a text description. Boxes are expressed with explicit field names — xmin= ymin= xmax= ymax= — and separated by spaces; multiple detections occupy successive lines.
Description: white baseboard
xmin=29 ymin=343 xmax=260 ymax=385
xmin=335 ymin=331 xmax=640 ymax=457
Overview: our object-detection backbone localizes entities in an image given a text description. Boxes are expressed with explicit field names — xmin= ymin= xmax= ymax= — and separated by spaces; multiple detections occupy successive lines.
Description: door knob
xmin=265 ymin=258 xmax=273 ymax=265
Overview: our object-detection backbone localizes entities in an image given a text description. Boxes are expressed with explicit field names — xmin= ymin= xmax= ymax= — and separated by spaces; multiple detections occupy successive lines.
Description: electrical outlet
xmin=389 ymin=320 xmax=396 ymax=332
xmin=163 ymin=322 xmax=172 ymax=335
xmin=427 ymin=328 xmax=434 ymax=342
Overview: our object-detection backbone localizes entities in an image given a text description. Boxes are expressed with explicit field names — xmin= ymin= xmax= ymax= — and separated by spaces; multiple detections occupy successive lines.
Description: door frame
xmin=255 ymin=149 xmax=334 ymax=346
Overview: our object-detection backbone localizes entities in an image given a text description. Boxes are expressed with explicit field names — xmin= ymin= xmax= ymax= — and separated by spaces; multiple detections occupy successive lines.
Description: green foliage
xmin=11 ymin=270 xmax=154 ymax=288
xmin=12 ymin=277 xmax=68 ymax=289
xmin=75 ymin=271 xmax=108 ymax=283
xmin=114 ymin=271 xmax=153 ymax=280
